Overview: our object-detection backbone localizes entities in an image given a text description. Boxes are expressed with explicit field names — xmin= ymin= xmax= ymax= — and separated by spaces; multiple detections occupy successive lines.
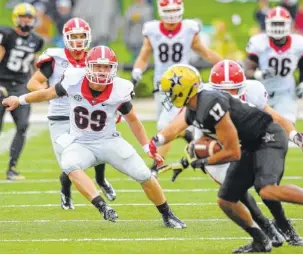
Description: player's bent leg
xmin=48 ymin=120 xmax=74 ymax=209
xmin=241 ymin=193 xmax=284 ymax=247
xmin=61 ymin=143 xmax=118 ymax=222
xmin=7 ymin=105 xmax=30 ymax=180
xmin=95 ymin=164 xmax=116 ymax=201
xmin=218 ymin=156 xmax=271 ymax=253
xmin=104 ymin=138 xmax=185 ymax=228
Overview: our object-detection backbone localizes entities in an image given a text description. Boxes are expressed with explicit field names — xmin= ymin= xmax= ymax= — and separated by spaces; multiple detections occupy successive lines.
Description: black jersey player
xmin=150 ymin=64 xmax=303 ymax=253
xmin=0 ymin=3 xmax=44 ymax=180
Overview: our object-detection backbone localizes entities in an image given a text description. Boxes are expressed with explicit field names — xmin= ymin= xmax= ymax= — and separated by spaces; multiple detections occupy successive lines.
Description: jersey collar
xmin=81 ymin=77 xmax=113 ymax=106
xmin=269 ymin=35 xmax=291 ymax=54
xmin=64 ymin=48 xmax=86 ymax=67
xmin=159 ymin=22 xmax=182 ymax=38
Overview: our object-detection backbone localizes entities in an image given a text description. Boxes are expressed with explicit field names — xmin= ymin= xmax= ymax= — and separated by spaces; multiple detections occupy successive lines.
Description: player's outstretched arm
xmin=264 ymin=104 xmax=303 ymax=150
xmin=2 ymin=87 xmax=57 ymax=111
xmin=208 ymin=112 xmax=241 ymax=165
xmin=131 ymin=38 xmax=152 ymax=85
xmin=123 ymin=107 xmax=163 ymax=164
xmin=154 ymin=110 xmax=189 ymax=146
xmin=27 ymin=70 xmax=48 ymax=91
xmin=191 ymin=34 xmax=223 ymax=65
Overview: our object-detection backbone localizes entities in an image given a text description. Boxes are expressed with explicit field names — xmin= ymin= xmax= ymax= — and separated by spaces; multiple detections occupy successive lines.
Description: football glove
xmin=292 ymin=132 xmax=303 ymax=151
xmin=157 ymin=157 xmax=190 ymax=182
xmin=254 ymin=68 xmax=276 ymax=81
xmin=131 ymin=68 xmax=142 ymax=87
xmin=296 ymin=82 xmax=303 ymax=99
xmin=184 ymin=143 xmax=208 ymax=174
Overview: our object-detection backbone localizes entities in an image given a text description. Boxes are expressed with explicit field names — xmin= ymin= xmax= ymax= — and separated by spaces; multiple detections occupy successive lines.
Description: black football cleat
xmin=100 ymin=179 xmax=116 ymax=201
xmin=99 ymin=203 xmax=118 ymax=222
xmin=162 ymin=211 xmax=186 ymax=229
xmin=275 ymin=220 xmax=303 ymax=246
xmin=260 ymin=221 xmax=284 ymax=247
xmin=232 ymin=238 xmax=272 ymax=254
xmin=6 ymin=168 xmax=25 ymax=181
xmin=61 ymin=193 xmax=75 ymax=210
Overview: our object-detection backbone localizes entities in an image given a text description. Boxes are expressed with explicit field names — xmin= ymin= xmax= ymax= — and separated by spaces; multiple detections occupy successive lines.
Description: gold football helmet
xmin=161 ymin=64 xmax=201 ymax=109
xmin=12 ymin=3 xmax=37 ymax=32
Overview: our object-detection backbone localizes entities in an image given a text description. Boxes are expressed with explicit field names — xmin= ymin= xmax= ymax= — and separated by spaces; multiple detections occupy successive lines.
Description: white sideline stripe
xmin=0 ymin=237 xmax=252 ymax=242
xmin=0 ymin=188 xmax=219 ymax=195
xmin=0 ymin=202 xmax=298 ymax=208
xmin=0 ymin=218 xmax=302 ymax=223
xmin=0 ymin=124 xmax=47 ymax=154
xmin=0 ymin=175 xmax=302 ymax=184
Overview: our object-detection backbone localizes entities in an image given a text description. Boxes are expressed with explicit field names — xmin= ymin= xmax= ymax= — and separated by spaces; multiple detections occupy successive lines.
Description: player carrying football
xmin=149 ymin=63 xmax=303 ymax=252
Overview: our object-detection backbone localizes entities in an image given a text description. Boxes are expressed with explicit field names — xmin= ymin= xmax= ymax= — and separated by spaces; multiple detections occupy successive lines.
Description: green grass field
xmin=0 ymin=121 xmax=302 ymax=254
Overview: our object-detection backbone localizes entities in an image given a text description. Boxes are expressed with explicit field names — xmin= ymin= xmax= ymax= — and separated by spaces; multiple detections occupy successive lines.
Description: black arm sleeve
xmin=247 ymin=54 xmax=259 ymax=64
xmin=55 ymin=82 xmax=67 ymax=97
xmin=298 ymin=56 xmax=303 ymax=83
xmin=185 ymin=109 xmax=196 ymax=125
xmin=119 ymin=101 xmax=133 ymax=115
xmin=37 ymin=38 xmax=45 ymax=52
xmin=39 ymin=60 xmax=54 ymax=78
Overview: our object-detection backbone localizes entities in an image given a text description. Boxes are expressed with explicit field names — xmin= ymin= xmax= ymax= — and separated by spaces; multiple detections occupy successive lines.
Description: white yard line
xmin=0 ymin=176 xmax=302 ymax=184
xmin=0 ymin=237 xmax=252 ymax=242
xmin=0 ymin=202 xmax=299 ymax=208
xmin=0 ymin=189 xmax=218 ymax=195
xmin=0 ymin=218 xmax=302 ymax=223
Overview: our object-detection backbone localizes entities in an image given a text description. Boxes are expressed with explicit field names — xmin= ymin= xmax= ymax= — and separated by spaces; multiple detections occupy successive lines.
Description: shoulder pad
xmin=246 ymin=33 xmax=267 ymax=54
xmin=61 ymin=67 xmax=86 ymax=90
xmin=112 ymin=77 xmax=134 ymax=102
xmin=36 ymin=48 xmax=65 ymax=68
xmin=142 ymin=20 xmax=159 ymax=36
xmin=183 ymin=19 xmax=200 ymax=34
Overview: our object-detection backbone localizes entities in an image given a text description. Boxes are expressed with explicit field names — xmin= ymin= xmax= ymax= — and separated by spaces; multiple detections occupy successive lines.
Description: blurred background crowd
xmin=1 ymin=0 xmax=303 ymax=97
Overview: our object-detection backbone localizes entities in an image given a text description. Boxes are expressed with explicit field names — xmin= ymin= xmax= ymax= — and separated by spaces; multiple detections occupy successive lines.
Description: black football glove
xmin=184 ymin=143 xmax=208 ymax=174
xmin=293 ymin=132 xmax=303 ymax=151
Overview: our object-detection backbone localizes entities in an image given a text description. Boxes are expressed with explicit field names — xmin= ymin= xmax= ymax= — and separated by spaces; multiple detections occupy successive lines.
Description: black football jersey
xmin=185 ymin=89 xmax=273 ymax=149
xmin=0 ymin=27 xmax=44 ymax=85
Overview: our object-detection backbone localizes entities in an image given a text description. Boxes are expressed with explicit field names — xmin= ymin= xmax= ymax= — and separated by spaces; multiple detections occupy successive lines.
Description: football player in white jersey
xmin=131 ymin=0 xmax=222 ymax=173
xmin=245 ymin=6 xmax=303 ymax=123
xmin=157 ymin=60 xmax=303 ymax=246
xmin=3 ymin=45 xmax=186 ymax=228
xmin=26 ymin=18 xmax=116 ymax=210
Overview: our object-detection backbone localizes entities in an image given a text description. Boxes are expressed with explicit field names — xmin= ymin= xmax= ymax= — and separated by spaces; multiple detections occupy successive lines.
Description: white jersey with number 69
xmin=246 ymin=33 xmax=303 ymax=93
xmin=143 ymin=19 xmax=200 ymax=88
xmin=58 ymin=71 xmax=133 ymax=142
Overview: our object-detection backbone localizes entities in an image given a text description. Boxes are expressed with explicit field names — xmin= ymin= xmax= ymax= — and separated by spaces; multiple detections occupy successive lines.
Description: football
xmin=193 ymin=136 xmax=222 ymax=159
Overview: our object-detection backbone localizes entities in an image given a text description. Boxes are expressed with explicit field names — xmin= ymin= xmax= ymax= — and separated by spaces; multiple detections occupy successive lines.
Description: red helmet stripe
xmin=224 ymin=60 xmax=230 ymax=83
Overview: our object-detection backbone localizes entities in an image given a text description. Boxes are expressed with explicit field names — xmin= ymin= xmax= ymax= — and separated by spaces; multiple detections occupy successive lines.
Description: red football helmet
xmin=209 ymin=60 xmax=245 ymax=93
xmin=158 ymin=0 xmax=184 ymax=24
xmin=63 ymin=18 xmax=91 ymax=51
xmin=85 ymin=46 xmax=118 ymax=85
xmin=265 ymin=6 xmax=292 ymax=40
